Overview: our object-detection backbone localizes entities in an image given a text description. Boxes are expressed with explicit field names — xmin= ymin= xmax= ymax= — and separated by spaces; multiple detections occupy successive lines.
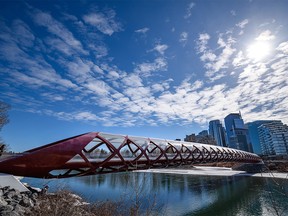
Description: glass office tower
xmin=209 ymin=120 xmax=227 ymax=147
xmin=224 ymin=113 xmax=252 ymax=152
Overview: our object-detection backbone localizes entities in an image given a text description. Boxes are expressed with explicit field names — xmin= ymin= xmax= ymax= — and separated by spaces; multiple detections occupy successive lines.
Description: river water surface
xmin=23 ymin=172 xmax=288 ymax=216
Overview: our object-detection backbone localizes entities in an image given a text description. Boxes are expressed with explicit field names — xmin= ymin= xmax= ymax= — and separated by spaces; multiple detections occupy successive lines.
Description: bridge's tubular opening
xmin=0 ymin=131 xmax=262 ymax=178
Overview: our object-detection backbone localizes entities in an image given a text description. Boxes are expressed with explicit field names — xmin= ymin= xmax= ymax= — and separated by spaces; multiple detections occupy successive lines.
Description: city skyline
xmin=1 ymin=0 xmax=288 ymax=152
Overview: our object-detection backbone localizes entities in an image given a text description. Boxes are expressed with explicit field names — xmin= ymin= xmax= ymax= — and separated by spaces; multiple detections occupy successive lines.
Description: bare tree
xmin=0 ymin=101 xmax=10 ymax=155
xmin=0 ymin=101 xmax=10 ymax=130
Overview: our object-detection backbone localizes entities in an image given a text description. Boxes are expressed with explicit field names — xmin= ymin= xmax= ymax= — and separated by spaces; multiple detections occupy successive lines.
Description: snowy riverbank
xmin=135 ymin=166 xmax=288 ymax=179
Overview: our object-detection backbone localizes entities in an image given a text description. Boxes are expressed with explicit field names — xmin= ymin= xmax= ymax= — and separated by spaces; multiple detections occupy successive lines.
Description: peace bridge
xmin=0 ymin=132 xmax=262 ymax=178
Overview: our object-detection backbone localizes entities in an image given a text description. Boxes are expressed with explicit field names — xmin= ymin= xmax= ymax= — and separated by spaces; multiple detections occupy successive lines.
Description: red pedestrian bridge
xmin=0 ymin=132 xmax=262 ymax=178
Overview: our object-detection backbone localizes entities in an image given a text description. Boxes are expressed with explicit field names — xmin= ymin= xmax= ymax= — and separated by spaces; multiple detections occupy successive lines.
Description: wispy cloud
xmin=12 ymin=19 xmax=35 ymax=47
xmin=41 ymin=93 xmax=65 ymax=102
xmin=232 ymin=51 xmax=249 ymax=68
xmin=197 ymin=33 xmax=210 ymax=53
xmin=134 ymin=58 xmax=168 ymax=76
xmin=236 ymin=19 xmax=249 ymax=35
xmin=121 ymin=74 xmax=143 ymax=87
xmin=255 ymin=30 xmax=275 ymax=41
xmin=35 ymin=109 xmax=101 ymax=122
xmin=276 ymin=41 xmax=288 ymax=54
xmin=179 ymin=32 xmax=188 ymax=46
xmin=236 ymin=19 xmax=249 ymax=28
xmin=135 ymin=27 xmax=149 ymax=34
xmin=0 ymin=20 xmax=78 ymax=91
xmin=197 ymin=33 xmax=236 ymax=81
xmin=153 ymin=44 xmax=168 ymax=55
xmin=184 ymin=2 xmax=195 ymax=19
xmin=83 ymin=9 xmax=122 ymax=36
xmin=33 ymin=9 xmax=87 ymax=55
xmin=151 ymin=79 xmax=172 ymax=93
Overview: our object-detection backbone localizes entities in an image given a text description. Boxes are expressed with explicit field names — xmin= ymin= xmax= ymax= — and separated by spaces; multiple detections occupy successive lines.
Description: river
xmin=23 ymin=171 xmax=288 ymax=215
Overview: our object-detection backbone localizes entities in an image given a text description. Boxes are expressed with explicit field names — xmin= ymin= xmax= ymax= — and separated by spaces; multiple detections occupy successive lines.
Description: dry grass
xmin=25 ymin=190 xmax=92 ymax=216
xmin=25 ymin=189 xmax=160 ymax=216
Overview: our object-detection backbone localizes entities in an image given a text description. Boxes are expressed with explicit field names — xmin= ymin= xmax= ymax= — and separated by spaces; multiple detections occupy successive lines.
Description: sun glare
xmin=246 ymin=41 xmax=271 ymax=61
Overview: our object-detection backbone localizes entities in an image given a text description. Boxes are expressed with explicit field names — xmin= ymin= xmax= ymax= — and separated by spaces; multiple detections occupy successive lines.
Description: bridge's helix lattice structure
xmin=0 ymin=132 xmax=262 ymax=178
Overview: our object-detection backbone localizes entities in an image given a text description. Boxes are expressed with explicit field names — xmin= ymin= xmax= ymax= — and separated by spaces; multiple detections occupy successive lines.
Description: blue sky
xmin=1 ymin=0 xmax=288 ymax=152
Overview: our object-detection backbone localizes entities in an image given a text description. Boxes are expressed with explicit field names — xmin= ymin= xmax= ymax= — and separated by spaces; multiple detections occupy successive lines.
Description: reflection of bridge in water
xmin=0 ymin=132 xmax=262 ymax=178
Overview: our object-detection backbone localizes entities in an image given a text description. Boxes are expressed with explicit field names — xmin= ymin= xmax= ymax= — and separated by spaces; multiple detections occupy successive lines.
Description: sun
xmin=246 ymin=41 xmax=271 ymax=61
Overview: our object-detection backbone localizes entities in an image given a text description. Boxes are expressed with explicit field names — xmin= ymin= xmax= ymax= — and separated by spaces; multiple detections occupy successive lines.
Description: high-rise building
xmin=258 ymin=121 xmax=288 ymax=155
xmin=184 ymin=134 xmax=196 ymax=142
xmin=224 ymin=113 xmax=242 ymax=143
xmin=209 ymin=120 xmax=227 ymax=147
xmin=246 ymin=120 xmax=275 ymax=155
xmin=224 ymin=113 xmax=253 ymax=152
xmin=184 ymin=130 xmax=216 ymax=145
xmin=198 ymin=130 xmax=208 ymax=136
